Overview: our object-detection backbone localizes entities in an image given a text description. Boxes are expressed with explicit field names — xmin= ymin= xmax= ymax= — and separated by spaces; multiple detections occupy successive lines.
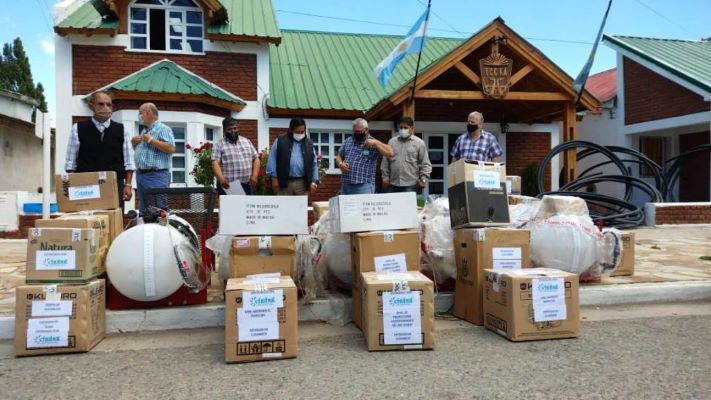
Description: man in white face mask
xmin=266 ymin=117 xmax=320 ymax=195
xmin=381 ymin=116 xmax=432 ymax=193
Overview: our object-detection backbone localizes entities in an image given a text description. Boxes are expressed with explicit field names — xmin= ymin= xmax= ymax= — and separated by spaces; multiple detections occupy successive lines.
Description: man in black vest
xmin=266 ymin=117 xmax=319 ymax=195
xmin=64 ymin=91 xmax=135 ymax=208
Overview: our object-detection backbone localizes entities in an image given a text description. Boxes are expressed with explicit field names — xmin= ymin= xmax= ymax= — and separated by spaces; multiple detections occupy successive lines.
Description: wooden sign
xmin=479 ymin=38 xmax=513 ymax=99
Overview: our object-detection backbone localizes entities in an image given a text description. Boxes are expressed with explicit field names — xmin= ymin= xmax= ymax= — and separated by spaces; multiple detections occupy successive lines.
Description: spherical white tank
xmin=106 ymin=223 xmax=188 ymax=301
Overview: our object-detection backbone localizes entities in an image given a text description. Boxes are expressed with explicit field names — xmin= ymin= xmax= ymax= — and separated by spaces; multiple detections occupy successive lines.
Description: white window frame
xmin=204 ymin=125 xmax=219 ymax=144
xmin=128 ymin=0 xmax=205 ymax=55
xmin=309 ymin=130 xmax=352 ymax=174
xmin=168 ymin=123 xmax=188 ymax=186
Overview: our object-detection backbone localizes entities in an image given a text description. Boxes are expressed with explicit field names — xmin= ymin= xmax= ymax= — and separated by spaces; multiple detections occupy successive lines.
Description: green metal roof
xmin=56 ymin=0 xmax=280 ymax=41
xmin=207 ymin=0 xmax=281 ymax=41
xmin=604 ymin=35 xmax=711 ymax=94
xmin=56 ymin=1 xmax=118 ymax=30
xmin=94 ymin=59 xmax=245 ymax=104
xmin=268 ymin=30 xmax=462 ymax=111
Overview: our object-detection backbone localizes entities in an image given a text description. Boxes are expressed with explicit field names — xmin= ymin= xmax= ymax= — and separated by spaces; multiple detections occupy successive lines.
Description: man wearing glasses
xmin=335 ymin=118 xmax=394 ymax=195
xmin=64 ymin=91 xmax=135 ymax=209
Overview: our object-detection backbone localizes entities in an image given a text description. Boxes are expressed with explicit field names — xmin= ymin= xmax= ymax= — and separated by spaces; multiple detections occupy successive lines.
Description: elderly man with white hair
xmin=335 ymin=117 xmax=394 ymax=195
xmin=450 ymin=111 xmax=503 ymax=162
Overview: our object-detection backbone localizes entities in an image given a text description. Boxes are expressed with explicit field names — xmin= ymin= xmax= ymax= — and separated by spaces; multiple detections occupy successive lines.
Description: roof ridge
xmin=279 ymin=28 xmax=464 ymax=41
xmin=610 ymin=35 xmax=706 ymax=44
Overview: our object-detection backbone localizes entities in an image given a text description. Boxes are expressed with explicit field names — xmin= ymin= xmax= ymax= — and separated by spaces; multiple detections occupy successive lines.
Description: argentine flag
xmin=374 ymin=8 xmax=431 ymax=87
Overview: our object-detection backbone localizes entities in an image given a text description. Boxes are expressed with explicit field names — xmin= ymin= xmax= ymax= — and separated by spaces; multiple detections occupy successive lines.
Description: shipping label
xmin=67 ymin=185 xmax=101 ymax=201
xmin=374 ymin=253 xmax=407 ymax=273
xmin=26 ymin=317 xmax=69 ymax=348
xmin=472 ymin=170 xmax=501 ymax=189
xmin=31 ymin=300 xmax=73 ymax=317
xmin=35 ymin=250 xmax=76 ymax=270
xmin=382 ymin=291 xmax=422 ymax=345
xmin=532 ymin=278 xmax=567 ymax=322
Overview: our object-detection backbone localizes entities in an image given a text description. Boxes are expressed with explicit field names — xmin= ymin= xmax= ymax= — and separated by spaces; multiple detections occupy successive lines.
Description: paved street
xmin=1 ymin=303 xmax=710 ymax=400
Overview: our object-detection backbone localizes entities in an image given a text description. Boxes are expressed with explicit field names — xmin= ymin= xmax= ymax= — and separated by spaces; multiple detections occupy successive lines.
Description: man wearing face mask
xmin=381 ymin=116 xmax=432 ymax=193
xmin=335 ymin=118 xmax=394 ymax=195
xmin=211 ymin=117 xmax=260 ymax=195
xmin=64 ymin=91 xmax=135 ymax=209
xmin=266 ymin=117 xmax=319 ymax=195
xmin=450 ymin=111 xmax=503 ymax=163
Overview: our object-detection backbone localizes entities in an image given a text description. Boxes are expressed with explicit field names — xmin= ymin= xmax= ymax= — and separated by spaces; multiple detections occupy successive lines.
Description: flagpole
xmin=408 ymin=0 xmax=432 ymax=105
xmin=574 ymin=0 xmax=613 ymax=107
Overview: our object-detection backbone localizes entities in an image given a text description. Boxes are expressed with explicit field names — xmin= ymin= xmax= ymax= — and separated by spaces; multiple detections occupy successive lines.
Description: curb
xmin=2 ymin=281 xmax=711 ymax=340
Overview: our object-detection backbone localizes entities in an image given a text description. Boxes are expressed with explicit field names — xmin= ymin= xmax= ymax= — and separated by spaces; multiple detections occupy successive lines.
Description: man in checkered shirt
xmin=211 ymin=117 xmax=259 ymax=195
xmin=450 ymin=111 xmax=503 ymax=162
xmin=335 ymin=118 xmax=394 ymax=195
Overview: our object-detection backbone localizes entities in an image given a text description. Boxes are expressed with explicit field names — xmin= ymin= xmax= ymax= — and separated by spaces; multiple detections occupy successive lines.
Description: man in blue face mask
xmin=381 ymin=116 xmax=432 ymax=193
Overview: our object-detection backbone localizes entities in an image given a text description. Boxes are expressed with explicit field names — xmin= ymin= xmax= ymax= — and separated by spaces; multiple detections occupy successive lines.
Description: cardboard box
xmin=229 ymin=236 xmax=296 ymax=278
xmin=483 ymin=268 xmax=580 ymax=341
xmin=447 ymin=159 xmax=506 ymax=188
xmin=92 ymin=208 xmax=124 ymax=245
xmin=361 ymin=271 xmax=435 ymax=351
xmin=218 ymin=195 xmax=308 ymax=235
xmin=35 ymin=214 xmax=110 ymax=267
xmin=329 ymin=192 xmax=419 ymax=233
xmin=448 ymin=181 xmax=510 ymax=228
xmin=351 ymin=230 xmax=421 ymax=329
xmin=26 ymin=228 xmax=101 ymax=284
xmin=453 ymin=228 xmax=531 ymax=325
xmin=55 ymin=172 xmax=119 ymax=212
xmin=15 ymin=279 xmax=106 ymax=356
xmin=225 ymin=275 xmax=298 ymax=363
xmin=312 ymin=201 xmax=330 ymax=220
xmin=506 ymin=176 xmax=522 ymax=195
xmin=611 ymin=232 xmax=635 ymax=277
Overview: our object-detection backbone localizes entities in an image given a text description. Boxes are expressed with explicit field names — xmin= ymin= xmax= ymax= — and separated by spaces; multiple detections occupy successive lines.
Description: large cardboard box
xmin=483 ymin=268 xmax=580 ymax=341
xmin=312 ymin=201 xmax=330 ymax=220
xmin=35 ymin=214 xmax=110 ymax=267
xmin=229 ymin=236 xmax=296 ymax=278
xmin=92 ymin=208 xmax=124 ymax=245
xmin=219 ymin=195 xmax=308 ymax=235
xmin=26 ymin=228 xmax=101 ymax=284
xmin=453 ymin=228 xmax=531 ymax=325
xmin=611 ymin=232 xmax=635 ymax=277
xmin=225 ymin=275 xmax=298 ymax=363
xmin=55 ymin=172 xmax=119 ymax=212
xmin=361 ymin=271 xmax=435 ymax=351
xmin=15 ymin=279 xmax=106 ymax=356
xmin=447 ymin=159 xmax=506 ymax=188
xmin=448 ymin=181 xmax=510 ymax=228
xmin=329 ymin=192 xmax=418 ymax=233
xmin=351 ymin=230 xmax=421 ymax=329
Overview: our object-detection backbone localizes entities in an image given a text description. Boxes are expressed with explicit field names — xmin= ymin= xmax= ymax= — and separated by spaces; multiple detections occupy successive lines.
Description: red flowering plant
xmin=187 ymin=142 xmax=215 ymax=187
xmin=252 ymin=148 xmax=272 ymax=195
xmin=316 ymin=153 xmax=328 ymax=181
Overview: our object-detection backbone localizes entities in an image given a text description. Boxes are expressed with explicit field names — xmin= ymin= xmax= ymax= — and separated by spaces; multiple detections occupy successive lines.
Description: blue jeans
xmin=341 ymin=182 xmax=375 ymax=195
xmin=387 ymin=184 xmax=418 ymax=193
xmin=217 ymin=183 xmax=252 ymax=196
xmin=136 ymin=170 xmax=171 ymax=212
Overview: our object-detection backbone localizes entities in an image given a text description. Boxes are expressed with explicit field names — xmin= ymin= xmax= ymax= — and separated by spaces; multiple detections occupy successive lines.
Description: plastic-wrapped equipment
xmin=529 ymin=195 xmax=622 ymax=280
xmin=419 ymin=196 xmax=456 ymax=285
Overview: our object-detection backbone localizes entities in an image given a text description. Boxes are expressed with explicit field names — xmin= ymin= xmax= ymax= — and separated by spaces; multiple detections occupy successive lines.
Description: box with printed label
xmin=447 ymin=159 xmax=507 ymax=189
xmin=26 ymin=228 xmax=101 ymax=284
xmin=453 ymin=228 xmax=530 ymax=325
xmin=54 ymin=172 xmax=119 ymax=212
xmin=229 ymin=236 xmax=296 ymax=278
xmin=506 ymin=176 xmax=522 ymax=195
xmin=483 ymin=268 xmax=579 ymax=341
xmin=15 ymin=279 xmax=106 ymax=357
xmin=610 ymin=232 xmax=635 ymax=277
xmin=361 ymin=271 xmax=435 ymax=351
xmin=448 ymin=181 xmax=510 ymax=228
xmin=329 ymin=192 xmax=419 ymax=233
xmin=35 ymin=214 xmax=111 ymax=267
xmin=351 ymin=230 xmax=420 ymax=329
xmin=92 ymin=208 xmax=124 ymax=245
xmin=225 ymin=275 xmax=298 ymax=363
xmin=218 ymin=195 xmax=308 ymax=235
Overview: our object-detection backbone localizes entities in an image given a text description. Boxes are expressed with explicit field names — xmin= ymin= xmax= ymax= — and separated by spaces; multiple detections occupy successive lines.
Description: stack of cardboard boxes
xmin=219 ymin=195 xmax=307 ymax=363
xmin=447 ymin=160 xmax=581 ymax=341
xmin=15 ymin=172 xmax=119 ymax=356
xmin=330 ymin=192 xmax=435 ymax=351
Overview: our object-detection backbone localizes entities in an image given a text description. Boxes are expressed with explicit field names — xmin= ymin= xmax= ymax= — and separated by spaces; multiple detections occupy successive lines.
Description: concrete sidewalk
xmin=1 ymin=225 xmax=710 ymax=339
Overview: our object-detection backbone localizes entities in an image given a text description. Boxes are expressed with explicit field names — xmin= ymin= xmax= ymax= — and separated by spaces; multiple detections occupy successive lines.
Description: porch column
xmin=562 ymin=102 xmax=577 ymax=183
xmin=403 ymin=99 xmax=415 ymax=119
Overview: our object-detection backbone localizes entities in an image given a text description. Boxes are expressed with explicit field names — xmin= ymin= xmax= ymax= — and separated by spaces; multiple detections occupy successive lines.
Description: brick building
xmin=54 ymin=1 xmax=598 ymax=208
